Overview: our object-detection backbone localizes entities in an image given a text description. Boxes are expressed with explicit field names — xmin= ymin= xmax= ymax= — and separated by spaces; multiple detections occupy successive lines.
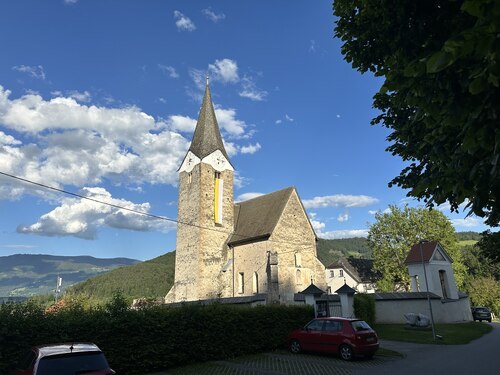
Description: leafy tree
xmin=333 ymin=0 xmax=500 ymax=227
xmin=368 ymin=205 xmax=465 ymax=291
xmin=466 ymin=276 xmax=500 ymax=315
xmin=477 ymin=230 xmax=500 ymax=264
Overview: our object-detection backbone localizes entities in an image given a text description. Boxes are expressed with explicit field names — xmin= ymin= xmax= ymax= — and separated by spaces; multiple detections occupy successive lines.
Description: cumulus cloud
xmin=158 ymin=64 xmax=179 ymax=78
xmin=308 ymin=213 xmax=326 ymax=234
xmin=0 ymin=85 xmax=189 ymax=196
xmin=17 ymin=187 xmax=174 ymax=239
xmin=167 ymin=115 xmax=196 ymax=132
xmin=64 ymin=0 xmax=78 ymax=4
xmin=239 ymin=77 xmax=268 ymax=101
xmin=451 ymin=217 xmax=482 ymax=228
xmin=208 ymin=59 xmax=239 ymax=83
xmin=174 ymin=10 xmax=196 ymax=32
xmin=214 ymin=106 xmax=246 ymax=137
xmin=67 ymin=90 xmax=91 ymax=103
xmin=240 ymin=142 xmax=261 ymax=154
xmin=285 ymin=114 xmax=294 ymax=122
xmin=235 ymin=192 xmax=264 ymax=202
xmin=319 ymin=229 xmax=369 ymax=240
xmin=303 ymin=194 xmax=379 ymax=209
xmin=202 ymin=7 xmax=226 ymax=22
xmin=12 ymin=65 xmax=46 ymax=80
xmin=368 ymin=207 xmax=391 ymax=215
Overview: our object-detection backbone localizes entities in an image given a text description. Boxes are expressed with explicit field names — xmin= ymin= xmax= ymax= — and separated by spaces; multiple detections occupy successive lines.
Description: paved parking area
xmin=152 ymin=351 xmax=396 ymax=375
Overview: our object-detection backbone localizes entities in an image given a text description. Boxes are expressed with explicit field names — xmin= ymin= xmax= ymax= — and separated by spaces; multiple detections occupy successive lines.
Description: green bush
xmin=353 ymin=294 xmax=376 ymax=326
xmin=0 ymin=300 xmax=313 ymax=374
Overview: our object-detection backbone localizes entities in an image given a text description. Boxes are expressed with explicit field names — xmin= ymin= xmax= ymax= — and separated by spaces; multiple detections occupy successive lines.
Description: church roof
xmin=228 ymin=187 xmax=295 ymax=246
xmin=188 ymin=82 xmax=230 ymax=162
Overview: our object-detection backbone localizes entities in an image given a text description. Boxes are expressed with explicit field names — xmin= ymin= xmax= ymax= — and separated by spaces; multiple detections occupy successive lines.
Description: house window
xmin=296 ymin=269 xmax=302 ymax=285
xmin=238 ymin=272 xmax=244 ymax=294
xmin=330 ymin=270 xmax=334 ymax=278
xmin=252 ymin=272 xmax=259 ymax=294
xmin=295 ymin=253 xmax=302 ymax=267
xmin=339 ymin=270 xmax=344 ymax=277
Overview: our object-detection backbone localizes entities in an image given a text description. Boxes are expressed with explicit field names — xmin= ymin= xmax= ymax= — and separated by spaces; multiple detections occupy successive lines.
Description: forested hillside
xmin=66 ymin=251 xmax=175 ymax=303
xmin=316 ymin=237 xmax=370 ymax=266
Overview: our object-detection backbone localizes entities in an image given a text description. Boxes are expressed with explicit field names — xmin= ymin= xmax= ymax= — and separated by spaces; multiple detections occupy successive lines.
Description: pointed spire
xmin=188 ymin=81 xmax=230 ymax=162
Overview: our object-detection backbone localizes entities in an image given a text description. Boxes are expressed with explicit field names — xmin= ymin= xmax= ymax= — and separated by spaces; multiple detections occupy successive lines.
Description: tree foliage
xmin=334 ymin=0 xmax=500 ymax=227
xmin=368 ymin=205 xmax=464 ymax=291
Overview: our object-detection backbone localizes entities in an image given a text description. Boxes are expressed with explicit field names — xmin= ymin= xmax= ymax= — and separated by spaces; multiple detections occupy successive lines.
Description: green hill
xmin=316 ymin=237 xmax=371 ymax=266
xmin=67 ymin=251 xmax=175 ymax=301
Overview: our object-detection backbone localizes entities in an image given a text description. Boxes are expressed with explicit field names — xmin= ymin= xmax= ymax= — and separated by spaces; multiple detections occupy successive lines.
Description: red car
xmin=287 ymin=317 xmax=379 ymax=361
xmin=10 ymin=343 xmax=115 ymax=375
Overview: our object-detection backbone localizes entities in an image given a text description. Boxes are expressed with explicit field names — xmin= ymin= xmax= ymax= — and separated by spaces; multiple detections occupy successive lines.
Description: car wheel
xmin=339 ymin=344 xmax=354 ymax=361
xmin=290 ymin=340 xmax=301 ymax=354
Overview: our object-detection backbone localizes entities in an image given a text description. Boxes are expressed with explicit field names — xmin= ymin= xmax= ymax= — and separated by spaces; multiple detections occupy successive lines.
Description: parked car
xmin=10 ymin=343 xmax=115 ymax=375
xmin=287 ymin=317 xmax=379 ymax=361
xmin=472 ymin=307 xmax=492 ymax=322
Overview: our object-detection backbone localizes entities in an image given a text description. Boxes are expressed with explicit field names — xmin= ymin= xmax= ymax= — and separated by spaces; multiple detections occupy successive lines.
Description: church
xmin=165 ymin=82 xmax=326 ymax=304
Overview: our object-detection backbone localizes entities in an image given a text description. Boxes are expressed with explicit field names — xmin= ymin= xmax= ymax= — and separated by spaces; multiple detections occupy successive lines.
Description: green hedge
xmin=0 ymin=299 xmax=313 ymax=374
xmin=353 ymin=294 xmax=376 ymax=327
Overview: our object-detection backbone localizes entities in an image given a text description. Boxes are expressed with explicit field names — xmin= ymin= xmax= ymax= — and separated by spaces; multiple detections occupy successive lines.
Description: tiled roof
xmin=405 ymin=241 xmax=453 ymax=264
xmin=335 ymin=283 xmax=356 ymax=294
xmin=299 ymin=283 xmax=326 ymax=295
xmin=188 ymin=83 xmax=230 ymax=162
xmin=228 ymin=187 xmax=295 ymax=246
xmin=374 ymin=292 xmax=441 ymax=300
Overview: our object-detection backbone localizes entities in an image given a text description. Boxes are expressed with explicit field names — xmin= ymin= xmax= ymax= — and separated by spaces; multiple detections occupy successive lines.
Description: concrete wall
xmin=376 ymin=297 xmax=473 ymax=323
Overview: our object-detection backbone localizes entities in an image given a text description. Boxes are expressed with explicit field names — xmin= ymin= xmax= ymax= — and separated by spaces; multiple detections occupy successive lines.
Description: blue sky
xmin=0 ymin=0 xmax=490 ymax=261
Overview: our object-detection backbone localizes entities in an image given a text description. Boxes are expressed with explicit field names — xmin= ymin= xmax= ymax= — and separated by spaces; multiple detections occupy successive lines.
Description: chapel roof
xmin=188 ymin=82 xmax=230 ymax=162
xmin=228 ymin=187 xmax=295 ymax=246
xmin=405 ymin=241 xmax=453 ymax=264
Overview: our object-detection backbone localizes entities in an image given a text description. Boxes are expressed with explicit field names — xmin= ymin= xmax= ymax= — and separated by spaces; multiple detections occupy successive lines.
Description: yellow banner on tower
xmin=214 ymin=177 xmax=223 ymax=224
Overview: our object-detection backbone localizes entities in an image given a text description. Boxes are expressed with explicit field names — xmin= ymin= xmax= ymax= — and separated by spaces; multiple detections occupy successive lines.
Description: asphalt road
xmin=357 ymin=322 xmax=500 ymax=375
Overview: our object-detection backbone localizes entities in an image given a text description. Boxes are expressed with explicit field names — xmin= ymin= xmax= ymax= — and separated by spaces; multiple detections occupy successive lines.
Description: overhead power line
xmin=0 ymin=171 xmax=317 ymax=249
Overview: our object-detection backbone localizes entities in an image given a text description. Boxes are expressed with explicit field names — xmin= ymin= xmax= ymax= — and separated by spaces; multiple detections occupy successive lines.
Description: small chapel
xmin=165 ymin=82 xmax=326 ymax=304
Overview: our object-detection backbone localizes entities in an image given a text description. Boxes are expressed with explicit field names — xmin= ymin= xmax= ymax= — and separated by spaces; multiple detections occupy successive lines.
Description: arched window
xmin=296 ymin=269 xmax=302 ymax=285
xmin=295 ymin=253 xmax=302 ymax=267
xmin=252 ymin=272 xmax=259 ymax=294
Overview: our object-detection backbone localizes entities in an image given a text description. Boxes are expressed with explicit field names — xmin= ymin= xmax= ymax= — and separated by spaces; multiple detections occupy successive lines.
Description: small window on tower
xmin=188 ymin=172 xmax=192 ymax=184
xmin=295 ymin=253 xmax=302 ymax=267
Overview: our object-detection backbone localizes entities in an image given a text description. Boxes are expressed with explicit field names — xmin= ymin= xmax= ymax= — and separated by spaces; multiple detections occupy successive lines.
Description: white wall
xmin=376 ymin=297 xmax=473 ymax=323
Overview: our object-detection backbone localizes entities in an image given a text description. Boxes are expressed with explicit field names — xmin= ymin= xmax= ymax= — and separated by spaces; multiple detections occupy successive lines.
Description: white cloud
xmin=208 ymin=59 xmax=239 ymax=83
xmin=167 ymin=115 xmax=197 ymax=132
xmin=303 ymin=194 xmax=379 ymax=209
xmin=64 ymin=0 xmax=78 ymax=4
xmin=337 ymin=212 xmax=349 ymax=222
xmin=12 ymin=65 xmax=46 ymax=80
xmin=158 ymin=64 xmax=179 ymax=78
xmin=17 ymin=187 xmax=175 ymax=239
xmin=368 ymin=207 xmax=391 ymax=215
xmin=174 ymin=10 xmax=196 ymax=32
xmin=202 ymin=7 xmax=226 ymax=22
xmin=67 ymin=90 xmax=91 ymax=103
xmin=451 ymin=217 xmax=482 ymax=228
xmin=0 ymin=85 xmax=189 ymax=196
xmin=214 ymin=106 xmax=246 ymax=136
xmin=239 ymin=77 xmax=268 ymax=101
xmin=275 ymin=119 xmax=282 ymax=124
xmin=236 ymin=192 xmax=264 ymax=202
xmin=319 ymin=229 xmax=369 ymax=240
xmin=223 ymin=141 xmax=238 ymax=157
xmin=285 ymin=114 xmax=294 ymax=122
xmin=240 ymin=142 xmax=261 ymax=154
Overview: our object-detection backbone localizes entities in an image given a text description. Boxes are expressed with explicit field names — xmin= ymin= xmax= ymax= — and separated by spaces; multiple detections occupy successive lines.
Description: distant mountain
xmin=0 ymin=254 xmax=140 ymax=297
xmin=316 ymin=237 xmax=371 ymax=266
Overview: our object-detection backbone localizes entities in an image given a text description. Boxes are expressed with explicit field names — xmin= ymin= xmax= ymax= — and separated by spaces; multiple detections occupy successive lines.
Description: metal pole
xmin=420 ymin=240 xmax=436 ymax=341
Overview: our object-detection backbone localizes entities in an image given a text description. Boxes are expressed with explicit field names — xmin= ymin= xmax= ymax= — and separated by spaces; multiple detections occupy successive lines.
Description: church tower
xmin=165 ymin=81 xmax=234 ymax=302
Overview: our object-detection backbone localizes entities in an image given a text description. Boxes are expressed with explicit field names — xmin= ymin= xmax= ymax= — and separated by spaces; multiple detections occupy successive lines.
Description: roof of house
xmin=327 ymin=257 xmax=381 ymax=283
xmin=299 ymin=283 xmax=326 ymax=295
xmin=405 ymin=241 xmax=453 ymax=264
xmin=228 ymin=187 xmax=295 ymax=246
xmin=188 ymin=82 xmax=230 ymax=162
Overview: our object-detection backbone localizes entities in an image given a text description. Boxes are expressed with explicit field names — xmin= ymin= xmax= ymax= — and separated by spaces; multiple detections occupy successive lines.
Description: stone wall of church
xmin=231 ymin=241 xmax=269 ymax=297
xmin=270 ymin=190 xmax=327 ymax=303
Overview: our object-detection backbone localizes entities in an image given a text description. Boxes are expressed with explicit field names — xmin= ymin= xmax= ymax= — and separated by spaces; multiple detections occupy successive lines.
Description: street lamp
xmin=419 ymin=240 xmax=436 ymax=340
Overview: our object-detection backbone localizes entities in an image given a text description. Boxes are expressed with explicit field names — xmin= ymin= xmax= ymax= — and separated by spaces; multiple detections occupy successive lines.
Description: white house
xmin=326 ymin=257 xmax=380 ymax=294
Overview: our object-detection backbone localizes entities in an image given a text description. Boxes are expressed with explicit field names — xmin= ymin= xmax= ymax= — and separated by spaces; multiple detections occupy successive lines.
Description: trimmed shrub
xmin=0 ymin=300 xmax=313 ymax=374
xmin=353 ymin=293 xmax=376 ymax=326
